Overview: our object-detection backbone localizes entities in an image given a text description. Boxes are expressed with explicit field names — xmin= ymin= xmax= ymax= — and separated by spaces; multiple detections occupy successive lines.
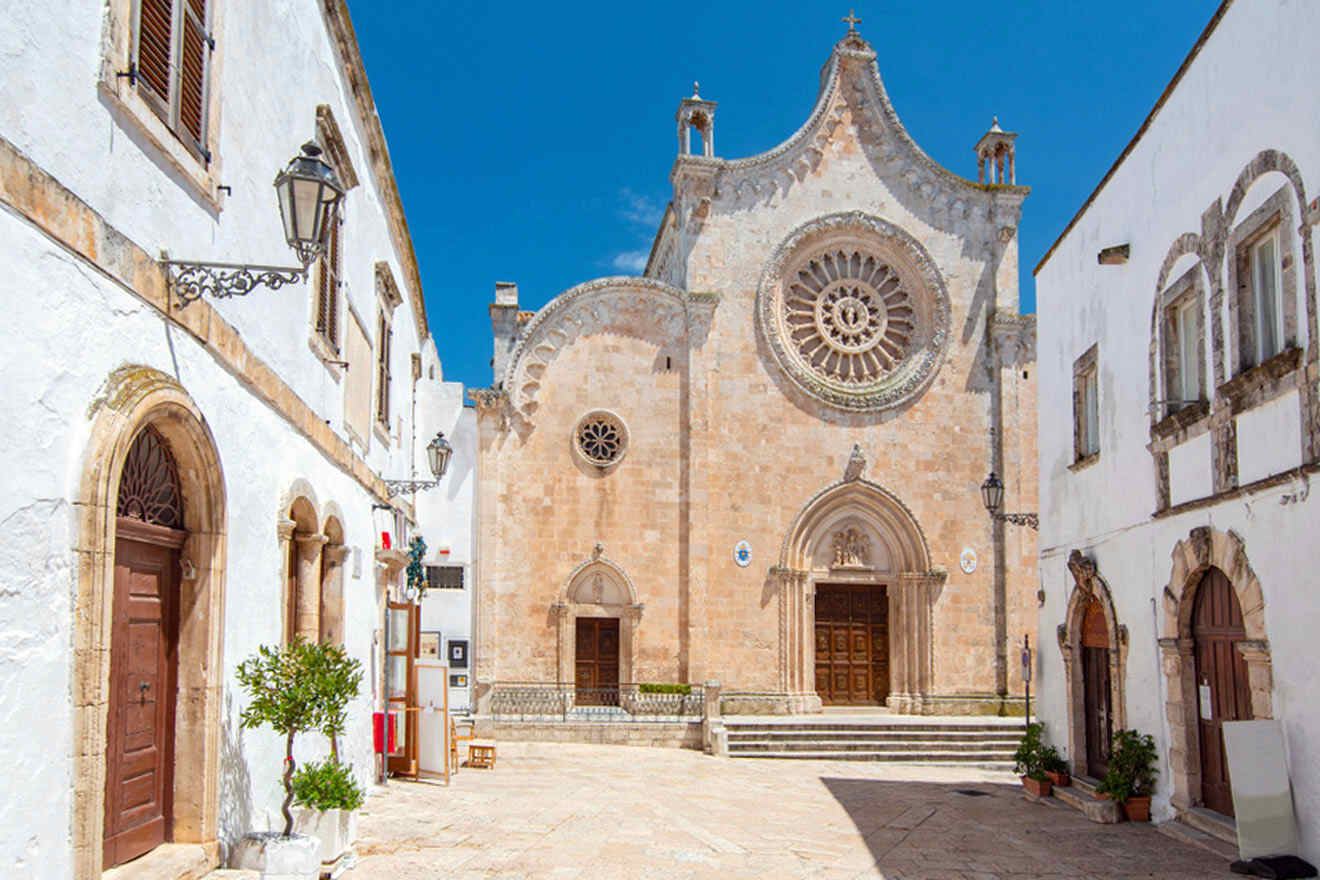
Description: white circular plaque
xmin=733 ymin=540 xmax=752 ymax=568
xmin=959 ymin=547 xmax=978 ymax=574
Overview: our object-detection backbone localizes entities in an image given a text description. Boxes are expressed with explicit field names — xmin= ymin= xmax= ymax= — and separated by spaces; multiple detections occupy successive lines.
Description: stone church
xmin=472 ymin=21 xmax=1038 ymax=715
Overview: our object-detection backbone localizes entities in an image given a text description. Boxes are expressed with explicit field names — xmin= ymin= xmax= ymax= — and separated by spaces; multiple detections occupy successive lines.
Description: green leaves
xmin=1013 ymin=721 xmax=1048 ymax=780
xmin=1097 ymin=728 xmax=1159 ymax=802
xmin=291 ymin=759 xmax=366 ymax=812
xmin=235 ymin=639 xmax=363 ymax=742
xmin=406 ymin=535 xmax=427 ymax=597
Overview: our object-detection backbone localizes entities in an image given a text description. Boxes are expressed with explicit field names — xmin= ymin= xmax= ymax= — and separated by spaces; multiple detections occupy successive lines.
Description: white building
xmin=1034 ymin=0 xmax=1319 ymax=857
xmin=0 ymin=1 xmax=459 ymax=876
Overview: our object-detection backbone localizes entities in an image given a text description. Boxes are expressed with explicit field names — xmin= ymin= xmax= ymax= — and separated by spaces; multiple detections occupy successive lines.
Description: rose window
xmin=757 ymin=214 xmax=950 ymax=413
xmin=785 ymin=250 xmax=914 ymax=384
xmin=574 ymin=411 xmax=628 ymax=467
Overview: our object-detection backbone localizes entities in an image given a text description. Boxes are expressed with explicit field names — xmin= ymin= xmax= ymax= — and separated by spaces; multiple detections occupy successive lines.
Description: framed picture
xmin=448 ymin=639 xmax=468 ymax=668
xmin=449 ymin=674 xmax=468 ymax=688
xmin=419 ymin=631 xmax=442 ymax=661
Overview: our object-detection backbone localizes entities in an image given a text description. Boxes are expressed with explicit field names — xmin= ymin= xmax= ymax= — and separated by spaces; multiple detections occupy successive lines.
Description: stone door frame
xmin=775 ymin=479 xmax=944 ymax=714
xmin=551 ymin=554 xmax=643 ymax=686
xmin=1158 ymin=527 xmax=1273 ymax=813
xmin=1056 ymin=550 xmax=1128 ymax=779
xmin=74 ymin=366 xmax=228 ymax=877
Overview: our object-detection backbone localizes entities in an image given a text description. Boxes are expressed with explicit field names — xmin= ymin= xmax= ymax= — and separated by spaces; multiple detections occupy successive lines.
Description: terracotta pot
xmin=1045 ymin=770 xmax=1070 ymax=787
xmin=1020 ymin=775 xmax=1052 ymax=797
xmin=1123 ymin=796 xmax=1151 ymax=822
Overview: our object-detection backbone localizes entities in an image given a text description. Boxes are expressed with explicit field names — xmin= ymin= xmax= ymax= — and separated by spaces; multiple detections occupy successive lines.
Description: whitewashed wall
xmin=0 ymin=0 xmax=435 ymax=873
xmin=414 ymin=349 xmax=477 ymax=711
xmin=1035 ymin=0 xmax=1319 ymax=858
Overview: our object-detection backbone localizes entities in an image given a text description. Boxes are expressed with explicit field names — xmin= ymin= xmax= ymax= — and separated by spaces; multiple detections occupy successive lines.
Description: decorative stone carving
xmin=843 ymin=443 xmax=866 ymax=482
xmin=573 ymin=411 xmax=628 ymax=468
xmin=830 ymin=527 xmax=871 ymax=569
xmin=757 ymin=212 xmax=950 ymax=413
xmin=1066 ymin=549 xmax=1098 ymax=596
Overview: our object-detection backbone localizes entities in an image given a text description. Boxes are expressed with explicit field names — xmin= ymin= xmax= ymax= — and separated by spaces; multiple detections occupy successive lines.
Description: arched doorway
xmin=74 ymin=365 xmax=227 ymax=878
xmin=1159 ymin=527 xmax=1272 ymax=818
xmin=104 ymin=426 xmax=185 ymax=867
xmin=1193 ymin=567 xmax=1252 ymax=816
xmin=1059 ymin=550 xmax=1127 ymax=780
xmin=775 ymin=479 xmax=940 ymax=714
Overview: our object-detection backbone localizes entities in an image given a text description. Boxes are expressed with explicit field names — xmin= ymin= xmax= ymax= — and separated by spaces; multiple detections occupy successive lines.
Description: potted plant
xmin=230 ymin=640 xmax=328 ymax=877
xmin=1096 ymin=729 xmax=1158 ymax=821
xmin=290 ymin=641 xmax=365 ymax=872
xmin=1013 ymin=722 xmax=1052 ymax=797
xmin=1041 ymin=744 xmax=1071 ymax=787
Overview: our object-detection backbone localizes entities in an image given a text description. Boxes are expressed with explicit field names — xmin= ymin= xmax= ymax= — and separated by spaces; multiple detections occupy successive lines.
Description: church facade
xmin=472 ymin=25 xmax=1038 ymax=716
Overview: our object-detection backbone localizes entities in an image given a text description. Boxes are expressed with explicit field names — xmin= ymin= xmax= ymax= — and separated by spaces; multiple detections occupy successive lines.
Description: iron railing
xmin=490 ymin=682 xmax=705 ymax=722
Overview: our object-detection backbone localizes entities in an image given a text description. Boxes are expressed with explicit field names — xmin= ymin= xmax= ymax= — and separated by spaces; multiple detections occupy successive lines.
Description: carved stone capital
xmin=323 ymin=544 xmax=350 ymax=566
xmin=276 ymin=517 xmax=297 ymax=541
xmin=625 ymin=603 xmax=645 ymax=623
xmin=294 ymin=532 xmax=328 ymax=551
xmin=468 ymin=387 xmax=511 ymax=429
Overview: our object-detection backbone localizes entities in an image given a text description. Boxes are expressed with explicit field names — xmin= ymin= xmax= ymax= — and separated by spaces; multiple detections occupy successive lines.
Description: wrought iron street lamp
xmin=162 ymin=142 xmax=345 ymax=306
xmin=980 ymin=470 xmax=1039 ymax=530
xmin=385 ymin=432 xmax=454 ymax=497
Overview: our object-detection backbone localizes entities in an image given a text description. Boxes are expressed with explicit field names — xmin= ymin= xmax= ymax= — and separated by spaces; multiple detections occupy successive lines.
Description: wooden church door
xmin=1080 ymin=598 xmax=1111 ymax=779
xmin=105 ymin=427 xmax=184 ymax=868
xmin=574 ymin=618 xmax=619 ymax=705
xmin=1193 ymin=567 xmax=1251 ymax=816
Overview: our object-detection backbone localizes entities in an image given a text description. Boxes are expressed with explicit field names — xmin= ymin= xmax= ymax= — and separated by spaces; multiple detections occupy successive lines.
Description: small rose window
xmin=574 ymin=411 xmax=628 ymax=467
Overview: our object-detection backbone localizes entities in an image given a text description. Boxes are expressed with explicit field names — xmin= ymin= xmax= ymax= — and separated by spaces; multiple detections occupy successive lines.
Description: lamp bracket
xmin=994 ymin=511 xmax=1039 ymax=530
xmin=384 ymin=478 xmax=440 ymax=498
xmin=161 ymin=254 xmax=308 ymax=306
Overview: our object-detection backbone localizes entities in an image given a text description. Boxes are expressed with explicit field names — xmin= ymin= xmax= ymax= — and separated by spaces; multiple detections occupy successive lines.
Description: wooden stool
xmin=467 ymin=741 xmax=496 ymax=769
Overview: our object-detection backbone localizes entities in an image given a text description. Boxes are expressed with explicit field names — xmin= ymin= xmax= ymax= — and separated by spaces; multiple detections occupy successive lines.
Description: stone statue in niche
xmin=591 ymin=573 xmax=605 ymax=604
xmin=831 ymin=527 xmax=871 ymax=569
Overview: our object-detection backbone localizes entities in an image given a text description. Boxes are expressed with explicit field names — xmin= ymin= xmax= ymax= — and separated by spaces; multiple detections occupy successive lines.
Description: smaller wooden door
xmin=104 ymin=524 xmax=181 ymax=868
xmin=1080 ymin=598 xmax=1112 ymax=779
xmin=386 ymin=601 xmax=420 ymax=777
xmin=574 ymin=618 xmax=619 ymax=706
xmin=1194 ymin=568 xmax=1251 ymax=817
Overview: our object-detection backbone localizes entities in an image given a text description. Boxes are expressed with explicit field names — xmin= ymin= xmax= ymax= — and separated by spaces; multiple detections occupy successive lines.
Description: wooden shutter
xmin=178 ymin=0 xmax=211 ymax=153
xmin=376 ymin=313 xmax=391 ymax=425
xmin=136 ymin=0 xmax=175 ymax=105
xmin=315 ymin=218 xmax=341 ymax=349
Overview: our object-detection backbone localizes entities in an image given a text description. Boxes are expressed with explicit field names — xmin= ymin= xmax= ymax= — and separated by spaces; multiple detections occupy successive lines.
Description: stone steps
xmin=1157 ymin=817 xmax=1238 ymax=861
xmin=725 ymin=718 xmax=1020 ymax=765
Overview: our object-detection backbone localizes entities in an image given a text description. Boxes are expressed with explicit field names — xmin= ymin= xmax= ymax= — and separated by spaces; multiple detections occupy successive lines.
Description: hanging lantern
xmin=427 ymin=431 xmax=454 ymax=479
xmin=274 ymin=142 xmax=345 ymax=266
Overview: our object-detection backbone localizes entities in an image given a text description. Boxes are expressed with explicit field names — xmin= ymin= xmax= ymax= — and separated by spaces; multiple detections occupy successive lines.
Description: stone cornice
xmin=320 ymin=0 xmax=429 ymax=343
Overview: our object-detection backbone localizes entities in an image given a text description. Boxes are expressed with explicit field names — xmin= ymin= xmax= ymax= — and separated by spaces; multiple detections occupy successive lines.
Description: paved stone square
xmin=344 ymin=742 xmax=1227 ymax=879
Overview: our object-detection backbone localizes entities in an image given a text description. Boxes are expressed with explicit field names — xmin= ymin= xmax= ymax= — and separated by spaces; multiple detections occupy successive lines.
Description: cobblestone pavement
xmin=345 ymin=741 xmax=1228 ymax=880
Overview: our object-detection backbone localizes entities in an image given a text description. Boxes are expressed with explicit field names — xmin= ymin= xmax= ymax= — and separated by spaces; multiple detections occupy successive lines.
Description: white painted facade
xmin=1035 ymin=0 xmax=1320 ymax=858
xmin=0 ymin=2 xmax=459 ymax=876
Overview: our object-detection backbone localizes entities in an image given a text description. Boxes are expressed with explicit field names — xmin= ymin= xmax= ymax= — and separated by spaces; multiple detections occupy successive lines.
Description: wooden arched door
xmin=105 ymin=426 xmax=184 ymax=867
xmin=1193 ymin=567 xmax=1251 ymax=817
xmin=1080 ymin=598 xmax=1112 ymax=779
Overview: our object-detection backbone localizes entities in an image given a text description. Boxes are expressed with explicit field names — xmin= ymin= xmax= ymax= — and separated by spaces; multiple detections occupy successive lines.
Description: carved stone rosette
xmin=757 ymin=212 xmax=951 ymax=413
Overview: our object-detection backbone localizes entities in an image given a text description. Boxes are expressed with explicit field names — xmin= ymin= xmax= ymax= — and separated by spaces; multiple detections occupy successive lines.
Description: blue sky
xmin=349 ymin=0 xmax=1223 ymax=394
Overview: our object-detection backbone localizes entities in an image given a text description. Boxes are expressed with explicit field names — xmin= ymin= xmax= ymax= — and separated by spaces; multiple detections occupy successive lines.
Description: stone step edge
xmin=728 ymin=750 xmax=1015 ymax=760
xmin=1157 ymin=818 xmax=1238 ymax=861
xmin=1178 ymin=807 xmax=1238 ymax=847
xmin=1052 ymin=784 xmax=1122 ymax=824
xmin=729 ymin=742 xmax=1016 ymax=752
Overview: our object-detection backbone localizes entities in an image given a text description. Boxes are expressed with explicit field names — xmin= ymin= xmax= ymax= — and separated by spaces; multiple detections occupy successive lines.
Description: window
xmin=314 ymin=213 xmax=342 ymax=351
xmin=375 ymin=309 xmax=392 ymax=428
xmin=1160 ymin=282 xmax=1204 ymax=417
xmin=1248 ymin=231 xmax=1283 ymax=368
xmin=1073 ymin=344 xmax=1099 ymax=463
xmin=133 ymin=0 xmax=214 ymax=162
xmin=426 ymin=566 xmax=464 ymax=590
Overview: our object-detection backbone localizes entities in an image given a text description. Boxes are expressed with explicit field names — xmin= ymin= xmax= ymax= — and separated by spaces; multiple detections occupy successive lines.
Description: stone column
xmin=294 ymin=532 xmax=327 ymax=642
xmin=703 ymin=680 xmax=726 ymax=756
xmin=1159 ymin=636 xmax=1198 ymax=810
xmin=1235 ymin=639 xmax=1274 ymax=720
xmin=277 ymin=518 xmax=296 ymax=640
xmin=320 ymin=544 xmax=350 ymax=645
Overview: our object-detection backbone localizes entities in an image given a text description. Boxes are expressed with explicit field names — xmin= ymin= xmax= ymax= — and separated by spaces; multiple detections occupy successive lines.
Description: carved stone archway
xmin=1056 ymin=550 xmax=1128 ymax=777
xmin=775 ymin=479 xmax=944 ymax=714
xmin=74 ymin=365 xmax=227 ymax=877
xmin=551 ymin=549 xmax=644 ymax=685
xmin=1159 ymin=526 xmax=1273 ymax=812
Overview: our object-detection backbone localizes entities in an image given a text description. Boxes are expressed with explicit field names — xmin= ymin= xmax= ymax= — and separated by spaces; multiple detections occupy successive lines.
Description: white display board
xmin=1222 ymin=719 xmax=1300 ymax=858
xmin=415 ymin=660 xmax=450 ymax=782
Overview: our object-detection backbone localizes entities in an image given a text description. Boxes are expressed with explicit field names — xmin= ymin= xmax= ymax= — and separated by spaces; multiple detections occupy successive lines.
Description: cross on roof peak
xmin=842 ymin=9 xmax=862 ymax=34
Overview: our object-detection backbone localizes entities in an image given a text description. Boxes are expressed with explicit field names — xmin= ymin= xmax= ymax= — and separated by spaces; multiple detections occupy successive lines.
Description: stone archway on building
xmin=1159 ymin=526 xmax=1273 ymax=816
xmin=551 ymin=548 xmax=643 ymax=691
xmin=1057 ymin=550 xmax=1128 ymax=780
xmin=774 ymin=478 xmax=943 ymax=714
xmin=74 ymin=365 xmax=227 ymax=877
xmin=278 ymin=479 xmax=323 ymax=644
xmin=319 ymin=504 xmax=349 ymax=645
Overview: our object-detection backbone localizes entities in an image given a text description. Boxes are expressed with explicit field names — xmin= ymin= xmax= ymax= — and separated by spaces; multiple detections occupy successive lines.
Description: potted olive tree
xmin=291 ymin=642 xmax=365 ymax=874
xmin=1096 ymin=728 xmax=1158 ymax=821
xmin=1014 ymin=722 xmax=1052 ymax=797
xmin=230 ymin=640 xmax=328 ymax=878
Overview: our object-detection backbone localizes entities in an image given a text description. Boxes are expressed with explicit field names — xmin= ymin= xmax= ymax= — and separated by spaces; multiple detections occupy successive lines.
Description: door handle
xmin=138 ymin=680 xmax=150 ymax=704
